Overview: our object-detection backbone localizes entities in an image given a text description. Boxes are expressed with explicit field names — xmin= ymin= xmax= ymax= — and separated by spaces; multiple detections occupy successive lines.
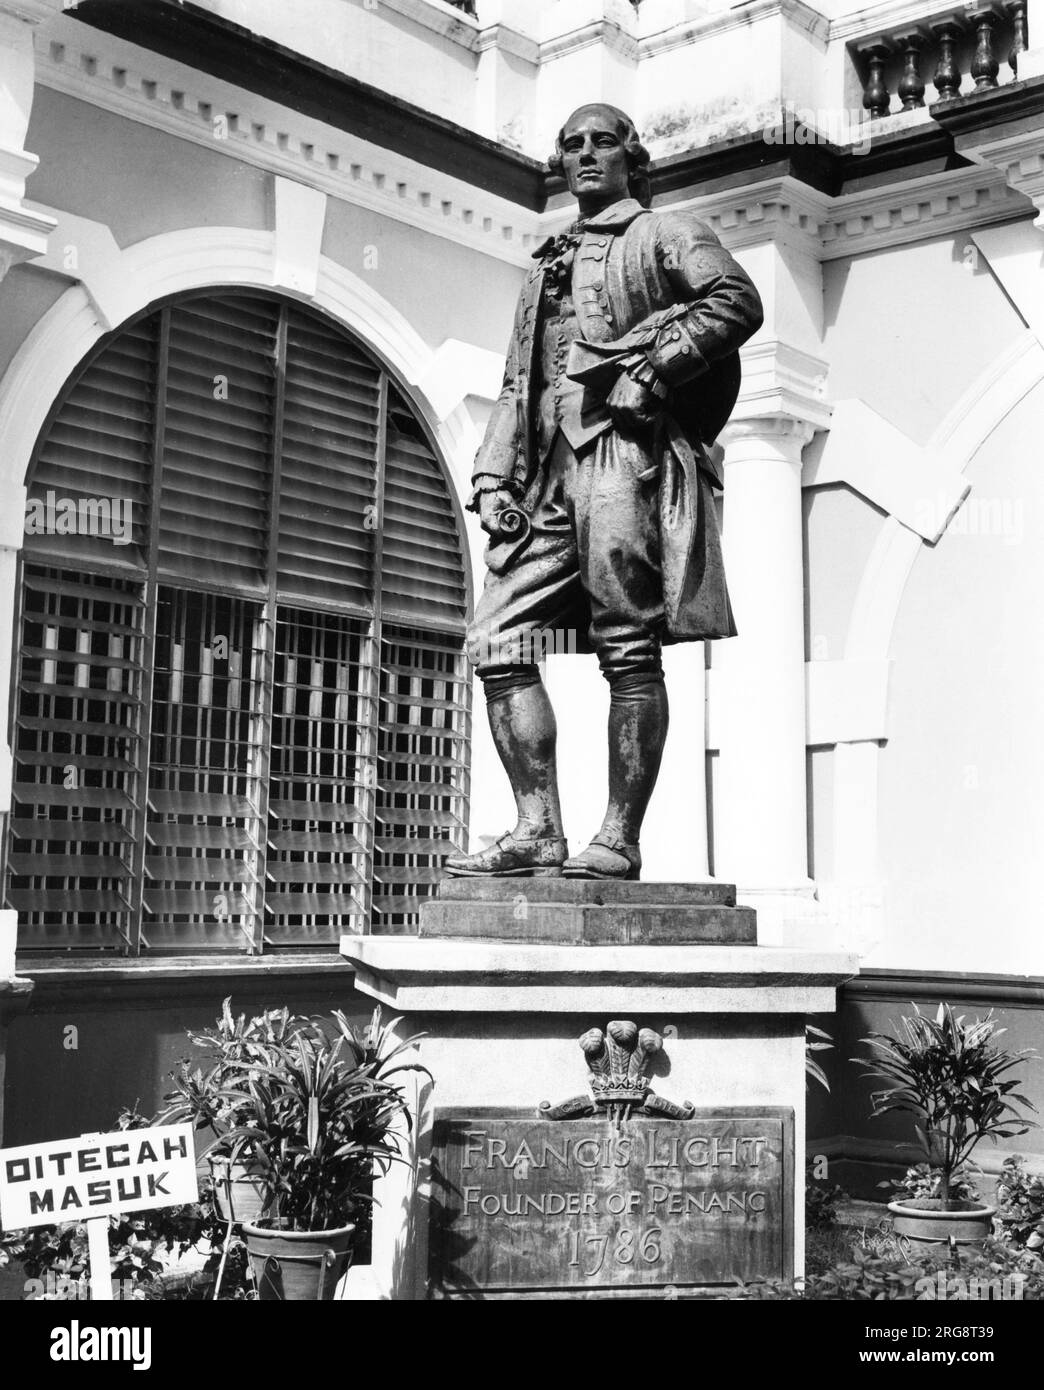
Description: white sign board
xmin=0 ymin=1124 xmax=198 ymax=1229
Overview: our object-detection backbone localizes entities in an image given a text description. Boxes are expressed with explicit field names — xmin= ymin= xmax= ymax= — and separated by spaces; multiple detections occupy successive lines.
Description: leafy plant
xmin=806 ymin=1024 xmax=833 ymax=1092
xmin=154 ymin=998 xmax=301 ymax=1147
xmin=0 ymin=1186 xmax=231 ymax=1300
xmin=724 ymin=1238 xmax=1044 ymax=1301
xmin=0 ymin=1222 xmax=91 ymax=1295
xmin=881 ymin=1161 xmax=982 ymax=1207
xmin=995 ymin=1154 xmax=1044 ymax=1251
xmin=805 ymin=1171 xmax=846 ymax=1233
xmin=854 ymin=1003 xmax=1038 ymax=1208
xmin=202 ymin=1003 xmax=431 ymax=1233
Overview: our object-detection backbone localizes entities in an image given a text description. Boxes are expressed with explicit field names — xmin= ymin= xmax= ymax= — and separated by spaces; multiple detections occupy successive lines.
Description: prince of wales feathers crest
xmin=539 ymin=1020 xmax=695 ymax=1124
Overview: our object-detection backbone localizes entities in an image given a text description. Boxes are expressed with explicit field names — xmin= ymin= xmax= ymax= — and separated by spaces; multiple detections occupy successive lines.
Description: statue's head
xmin=548 ymin=104 xmax=652 ymax=213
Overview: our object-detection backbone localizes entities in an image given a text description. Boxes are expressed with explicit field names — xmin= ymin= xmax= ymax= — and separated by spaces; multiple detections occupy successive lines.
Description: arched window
xmin=5 ymin=291 xmax=471 ymax=952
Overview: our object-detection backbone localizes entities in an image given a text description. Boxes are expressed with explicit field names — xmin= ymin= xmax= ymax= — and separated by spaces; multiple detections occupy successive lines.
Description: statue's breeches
xmin=467 ymin=432 xmax=665 ymax=678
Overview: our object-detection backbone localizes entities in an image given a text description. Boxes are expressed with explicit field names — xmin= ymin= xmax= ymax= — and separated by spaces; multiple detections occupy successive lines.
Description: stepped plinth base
xmin=421 ymin=877 xmax=755 ymax=945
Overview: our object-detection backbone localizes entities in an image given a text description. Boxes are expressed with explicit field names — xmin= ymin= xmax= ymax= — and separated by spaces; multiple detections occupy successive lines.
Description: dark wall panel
xmin=4 ymin=969 xmax=365 ymax=1147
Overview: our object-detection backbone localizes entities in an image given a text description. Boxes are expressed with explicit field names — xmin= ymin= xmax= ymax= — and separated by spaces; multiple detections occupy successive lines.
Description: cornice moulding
xmin=378 ymin=0 xmax=480 ymax=46
xmin=63 ymin=1 xmax=546 ymax=206
xmin=820 ymin=162 xmax=1028 ymax=258
xmin=34 ymin=12 xmax=1044 ymax=269
xmin=35 ymin=15 xmax=542 ymax=267
xmin=340 ymin=935 xmax=859 ymax=1013
xmin=933 ymin=75 xmax=1044 ymax=138
xmin=733 ymin=339 xmax=833 ymax=430
xmin=955 ymin=117 xmax=1044 ymax=223
xmin=641 ymin=0 xmax=830 ymax=57
xmin=0 ymin=147 xmax=57 ymax=265
xmin=474 ymin=22 xmax=539 ymax=63
xmin=671 ymin=175 xmax=835 ymax=251
xmin=538 ymin=17 xmax=638 ymax=63
xmin=0 ymin=0 xmax=63 ymax=23
xmin=828 ymin=0 xmax=968 ymax=43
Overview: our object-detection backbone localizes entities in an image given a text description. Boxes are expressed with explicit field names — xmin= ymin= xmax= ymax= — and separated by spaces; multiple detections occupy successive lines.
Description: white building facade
xmin=0 ymin=0 xmax=1041 ymax=1193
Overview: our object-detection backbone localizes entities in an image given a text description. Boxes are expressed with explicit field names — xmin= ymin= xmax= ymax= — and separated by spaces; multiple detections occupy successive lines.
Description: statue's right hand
xmin=478 ymin=488 xmax=519 ymax=537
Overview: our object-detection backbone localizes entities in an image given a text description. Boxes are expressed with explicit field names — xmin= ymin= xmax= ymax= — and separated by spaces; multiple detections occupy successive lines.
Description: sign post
xmin=86 ymin=1210 xmax=114 ymax=1302
xmin=0 ymin=1123 xmax=197 ymax=1301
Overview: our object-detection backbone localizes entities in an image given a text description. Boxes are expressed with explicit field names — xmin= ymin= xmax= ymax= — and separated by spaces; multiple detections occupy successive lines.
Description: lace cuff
xmin=622 ymin=352 xmax=669 ymax=401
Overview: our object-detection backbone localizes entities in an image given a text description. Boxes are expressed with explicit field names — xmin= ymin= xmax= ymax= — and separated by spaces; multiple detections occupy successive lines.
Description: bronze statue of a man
xmin=446 ymin=104 xmax=763 ymax=882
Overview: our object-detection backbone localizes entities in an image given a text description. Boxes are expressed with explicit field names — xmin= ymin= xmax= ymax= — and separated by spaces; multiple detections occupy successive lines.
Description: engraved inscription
xmin=429 ymin=1109 xmax=791 ymax=1297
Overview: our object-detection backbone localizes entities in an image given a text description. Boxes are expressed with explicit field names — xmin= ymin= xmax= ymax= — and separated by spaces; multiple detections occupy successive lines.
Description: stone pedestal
xmin=340 ymin=881 xmax=857 ymax=1300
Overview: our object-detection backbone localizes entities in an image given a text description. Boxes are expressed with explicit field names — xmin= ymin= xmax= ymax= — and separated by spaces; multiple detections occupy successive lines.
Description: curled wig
xmin=547 ymin=105 xmax=652 ymax=209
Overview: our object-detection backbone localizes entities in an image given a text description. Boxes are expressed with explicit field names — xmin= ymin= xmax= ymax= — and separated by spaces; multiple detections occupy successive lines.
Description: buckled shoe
xmin=562 ymin=831 xmax=641 ymax=881
xmin=443 ymin=832 xmax=568 ymax=878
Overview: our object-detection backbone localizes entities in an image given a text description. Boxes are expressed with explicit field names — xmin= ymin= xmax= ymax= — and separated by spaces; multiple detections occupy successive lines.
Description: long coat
xmin=471 ymin=197 xmax=764 ymax=641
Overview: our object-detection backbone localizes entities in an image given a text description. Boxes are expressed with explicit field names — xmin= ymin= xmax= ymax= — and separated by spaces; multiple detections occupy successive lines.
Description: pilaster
xmin=0 ymin=0 xmax=58 ymax=277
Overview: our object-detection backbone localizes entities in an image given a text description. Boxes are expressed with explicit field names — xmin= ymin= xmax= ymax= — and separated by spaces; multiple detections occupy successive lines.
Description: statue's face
xmin=559 ymin=107 xmax=631 ymax=211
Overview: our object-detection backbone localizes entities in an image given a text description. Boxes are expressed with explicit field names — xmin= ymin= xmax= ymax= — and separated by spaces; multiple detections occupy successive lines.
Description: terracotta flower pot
xmin=241 ymin=1220 xmax=355 ymax=1301
xmin=208 ymin=1155 xmax=270 ymax=1225
xmin=888 ymin=1199 xmax=996 ymax=1248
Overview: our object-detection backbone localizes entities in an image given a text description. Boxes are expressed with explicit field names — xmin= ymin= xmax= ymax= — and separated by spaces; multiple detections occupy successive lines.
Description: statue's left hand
xmin=606 ymin=372 xmax=660 ymax=434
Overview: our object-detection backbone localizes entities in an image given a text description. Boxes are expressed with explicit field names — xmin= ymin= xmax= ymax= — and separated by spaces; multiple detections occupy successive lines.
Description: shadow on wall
xmin=2 ymin=975 xmax=366 ymax=1147
xmin=805 ymin=989 xmax=1044 ymax=1202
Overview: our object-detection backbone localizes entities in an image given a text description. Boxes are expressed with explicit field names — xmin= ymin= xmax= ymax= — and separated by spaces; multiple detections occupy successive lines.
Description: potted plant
xmin=856 ymin=1002 xmax=1038 ymax=1248
xmin=223 ymin=1006 xmax=429 ymax=1300
xmin=881 ymin=1161 xmax=983 ymax=1218
xmin=154 ymin=1000 xmax=299 ymax=1225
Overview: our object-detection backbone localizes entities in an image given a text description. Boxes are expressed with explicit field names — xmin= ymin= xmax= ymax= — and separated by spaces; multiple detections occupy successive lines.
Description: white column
xmin=0 ymin=0 xmax=56 ymax=809
xmin=0 ymin=492 xmax=22 ymax=822
xmin=0 ymin=1 xmax=57 ymax=1024
xmin=715 ymin=415 xmax=814 ymax=896
xmin=1019 ymin=0 xmax=1044 ymax=79
xmin=0 ymin=1 xmax=57 ymax=277
xmin=533 ymin=0 xmax=639 ymax=156
xmin=473 ymin=4 xmax=539 ymax=153
xmin=641 ymin=642 xmax=709 ymax=880
xmin=546 ymin=641 xmax=710 ymax=882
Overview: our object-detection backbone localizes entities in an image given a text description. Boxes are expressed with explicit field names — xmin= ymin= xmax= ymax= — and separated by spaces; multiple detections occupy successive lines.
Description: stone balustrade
xmin=856 ymin=3 xmax=1028 ymax=118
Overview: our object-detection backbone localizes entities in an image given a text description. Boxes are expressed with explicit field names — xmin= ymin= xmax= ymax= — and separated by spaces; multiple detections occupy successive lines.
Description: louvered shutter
xmin=25 ymin=318 xmax=157 ymax=567
xmin=142 ymin=588 xmax=266 ymax=951
xmin=381 ymin=386 xmax=467 ymax=629
xmin=8 ymin=565 xmax=146 ymax=949
xmin=277 ymin=309 xmax=381 ymax=610
xmin=159 ymin=297 xmax=278 ymax=589
xmin=264 ymin=607 xmax=374 ymax=945
xmin=372 ymin=625 xmax=470 ymax=932
xmin=8 ymin=290 xmax=471 ymax=953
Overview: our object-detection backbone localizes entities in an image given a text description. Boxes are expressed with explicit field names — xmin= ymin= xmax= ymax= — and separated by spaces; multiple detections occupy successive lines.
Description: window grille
xmin=7 ymin=291 xmax=470 ymax=952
